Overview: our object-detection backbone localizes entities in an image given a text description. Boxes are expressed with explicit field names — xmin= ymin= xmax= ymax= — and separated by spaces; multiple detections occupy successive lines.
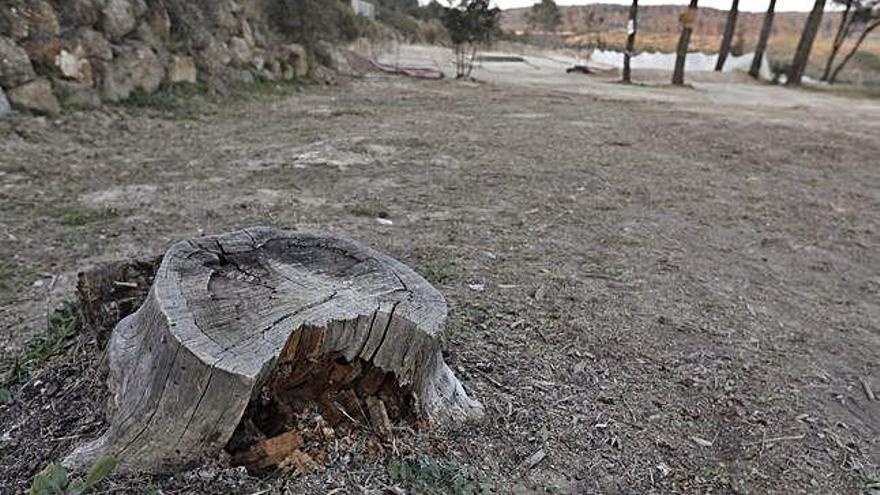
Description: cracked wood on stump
xmin=65 ymin=227 xmax=483 ymax=472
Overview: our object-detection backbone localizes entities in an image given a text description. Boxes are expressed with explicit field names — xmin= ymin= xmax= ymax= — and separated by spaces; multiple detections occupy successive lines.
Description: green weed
xmin=418 ymin=263 xmax=457 ymax=285
xmin=387 ymin=456 xmax=490 ymax=495
xmin=30 ymin=456 xmax=116 ymax=495
xmin=55 ymin=207 xmax=119 ymax=227
xmin=0 ymin=302 xmax=81 ymax=403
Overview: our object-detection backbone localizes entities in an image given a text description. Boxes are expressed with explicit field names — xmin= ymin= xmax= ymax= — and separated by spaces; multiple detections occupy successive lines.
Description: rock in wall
xmin=0 ymin=0 xmax=311 ymax=115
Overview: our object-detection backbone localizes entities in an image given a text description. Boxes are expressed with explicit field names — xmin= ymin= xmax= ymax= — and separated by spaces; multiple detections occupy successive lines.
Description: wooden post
xmin=715 ymin=0 xmax=740 ymax=71
xmin=672 ymin=0 xmax=699 ymax=85
xmin=623 ymin=0 xmax=639 ymax=84
xmin=749 ymin=0 xmax=777 ymax=79
xmin=65 ymin=228 xmax=483 ymax=473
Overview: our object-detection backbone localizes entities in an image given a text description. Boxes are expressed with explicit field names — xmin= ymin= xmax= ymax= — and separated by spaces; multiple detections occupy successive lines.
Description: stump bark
xmin=65 ymin=227 xmax=482 ymax=472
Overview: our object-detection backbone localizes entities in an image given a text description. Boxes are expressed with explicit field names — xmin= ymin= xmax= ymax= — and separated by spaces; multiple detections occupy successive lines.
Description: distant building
xmin=351 ymin=0 xmax=375 ymax=19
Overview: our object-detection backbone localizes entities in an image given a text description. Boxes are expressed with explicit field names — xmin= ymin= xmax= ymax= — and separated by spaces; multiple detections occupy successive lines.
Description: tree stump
xmin=65 ymin=227 xmax=483 ymax=472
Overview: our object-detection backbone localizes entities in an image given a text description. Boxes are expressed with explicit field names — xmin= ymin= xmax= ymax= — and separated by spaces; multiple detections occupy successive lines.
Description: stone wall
xmin=0 ymin=0 xmax=310 ymax=115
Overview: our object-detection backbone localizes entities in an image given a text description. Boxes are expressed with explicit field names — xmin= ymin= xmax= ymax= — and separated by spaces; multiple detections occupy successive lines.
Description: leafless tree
xmin=623 ymin=0 xmax=639 ymax=83
xmin=672 ymin=0 xmax=699 ymax=85
xmin=715 ymin=0 xmax=740 ymax=71
xmin=749 ymin=0 xmax=776 ymax=79
xmin=787 ymin=0 xmax=827 ymax=85
xmin=824 ymin=0 xmax=880 ymax=83
xmin=822 ymin=0 xmax=857 ymax=80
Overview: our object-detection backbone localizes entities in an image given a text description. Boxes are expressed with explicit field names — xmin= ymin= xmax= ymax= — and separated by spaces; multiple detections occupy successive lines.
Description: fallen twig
xmin=860 ymin=377 xmax=876 ymax=401
xmin=745 ymin=434 xmax=805 ymax=447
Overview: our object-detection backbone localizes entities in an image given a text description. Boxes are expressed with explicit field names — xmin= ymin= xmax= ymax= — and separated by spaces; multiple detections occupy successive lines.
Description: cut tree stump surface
xmin=65 ymin=227 xmax=482 ymax=472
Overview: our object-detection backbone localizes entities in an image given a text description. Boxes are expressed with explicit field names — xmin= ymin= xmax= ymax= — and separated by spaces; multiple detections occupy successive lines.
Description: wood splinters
xmin=366 ymin=396 xmax=393 ymax=440
xmin=233 ymin=430 xmax=303 ymax=472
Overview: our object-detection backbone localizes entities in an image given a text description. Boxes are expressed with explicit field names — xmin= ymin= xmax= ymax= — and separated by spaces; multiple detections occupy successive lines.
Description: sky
xmin=421 ymin=0 xmax=822 ymax=13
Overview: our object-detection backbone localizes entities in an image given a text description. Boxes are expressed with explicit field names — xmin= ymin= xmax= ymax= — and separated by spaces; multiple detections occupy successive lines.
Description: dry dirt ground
xmin=1 ymin=57 xmax=879 ymax=494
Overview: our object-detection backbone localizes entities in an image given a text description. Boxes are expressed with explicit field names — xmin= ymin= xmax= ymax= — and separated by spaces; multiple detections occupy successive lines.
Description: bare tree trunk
xmin=749 ymin=0 xmax=776 ymax=79
xmin=715 ymin=0 xmax=740 ymax=71
xmin=464 ymin=43 xmax=478 ymax=78
xmin=829 ymin=20 xmax=880 ymax=83
xmin=672 ymin=0 xmax=699 ymax=85
xmin=787 ymin=0 xmax=826 ymax=86
xmin=623 ymin=0 xmax=639 ymax=83
xmin=821 ymin=2 xmax=853 ymax=81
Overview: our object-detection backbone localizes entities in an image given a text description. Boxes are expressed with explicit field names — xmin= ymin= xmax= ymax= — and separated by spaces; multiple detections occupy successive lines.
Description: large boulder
xmin=21 ymin=36 xmax=64 ymax=71
xmin=315 ymin=41 xmax=353 ymax=77
xmin=195 ymin=37 xmax=232 ymax=76
xmin=1 ymin=1 xmax=61 ymax=39
xmin=213 ymin=0 xmax=241 ymax=32
xmin=228 ymin=36 xmax=252 ymax=67
xmin=102 ymin=43 xmax=163 ymax=101
xmin=56 ymin=48 xmax=95 ymax=86
xmin=220 ymin=66 xmax=253 ymax=86
xmin=0 ymin=88 xmax=10 ymax=118
xmin=130 ymin=0 xmax=148 ymax=19
xmin=54 ymin=79 xmax=102 ymax=109
xmin=7 ymin=78 xmax=60 ymax=115
xmin=74 ymin=28 xmax=113 ymax=62
xmin=100 ymin=0 xmax=137 ymax=40
xmin=0 ymin=36 xmax=36 ymax=88
xmin=28 ymin=1 xmax=61 ymax=37
xmin=59 ymin=0 xmax=102 ymax=27
xmin=0 ymin=3 xmax=30 ymax=40
xmin=144 ymin=5 xmax=171 ymax=44
xmin=279 ymin=43 xmax=308 ymax=78
xmin=134 ymin=21 xmax=162 ymax=49
xmin=71 ymin=28 xmax=113 ymax=88
xmin=167 ymin=55 xmax=197 ymax=84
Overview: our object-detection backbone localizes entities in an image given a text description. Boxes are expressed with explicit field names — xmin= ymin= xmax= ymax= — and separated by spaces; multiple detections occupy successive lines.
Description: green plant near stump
xmin=0 ymin=301 xmax=81 ymax=404
xmin=30 ymin=456 xmax=116 ymax=495
xmin=387 ymin=456 xmax=490 ymax=494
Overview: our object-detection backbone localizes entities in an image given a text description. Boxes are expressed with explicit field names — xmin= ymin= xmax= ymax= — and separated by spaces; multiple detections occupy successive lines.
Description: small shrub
xmin=115 ymin=82 xmax=211 ymax=118
xmin=30 ymin=456 xmax=117 ymax=495
xmin=56 ymin=207 xmax=119 ymax=227
xmin=387 ymin=456 xmax=490 ymax=494
xmin=1 ymin=302 xmax=81 ymax=402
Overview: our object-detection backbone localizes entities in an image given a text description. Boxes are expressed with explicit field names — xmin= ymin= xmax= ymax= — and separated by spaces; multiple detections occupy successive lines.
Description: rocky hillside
xmin=0 ymin=0 xmax=314 ymax=116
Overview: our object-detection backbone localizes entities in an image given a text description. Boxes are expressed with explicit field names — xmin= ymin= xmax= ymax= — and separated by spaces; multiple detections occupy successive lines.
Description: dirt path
xmin=0 ymin=68 xmax=878 ymax=493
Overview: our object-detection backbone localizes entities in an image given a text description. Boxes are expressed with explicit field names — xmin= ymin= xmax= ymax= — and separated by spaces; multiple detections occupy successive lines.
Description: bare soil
xmin=0 ymin=63 xmax=878 ymax=494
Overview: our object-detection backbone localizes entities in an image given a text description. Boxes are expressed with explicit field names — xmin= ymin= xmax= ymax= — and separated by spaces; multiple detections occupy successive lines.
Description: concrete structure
xmin=351 ymin=0 xmax=376 ymax=19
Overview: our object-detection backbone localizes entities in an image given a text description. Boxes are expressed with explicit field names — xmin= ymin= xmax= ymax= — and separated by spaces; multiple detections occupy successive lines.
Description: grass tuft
xmin=0 ymin=302 xmax=81 ymax=404
xmin=387 ymin=456 xmax=489 ymax=494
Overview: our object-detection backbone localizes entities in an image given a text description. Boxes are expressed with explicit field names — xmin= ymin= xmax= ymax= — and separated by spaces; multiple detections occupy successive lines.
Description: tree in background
xmin=714 ymin=0 xmax=740 ymax=71
xmin=749 ymin=0 xmax=776 ymax=79
xmin=822 ymin=0 xmax=880 ymax=82
xmin=672 ymin=0 xmax=699 ymax=85
xmin=827 ymin=1 xmax=880 ymax=82
xmin=787 ymin=0 xmax=827 ymax=85
xmin=422 ymin=1 xmax=447 ymax=20
xmin=441 ymin=0 xmax=501 ymax=79
xmin=823 ymin=0 xmax=857 ymax=80
xmin=622 ymin=0 xmax=639 ymax=83
xmin=527 ymin=0 xmax=563 ymax=33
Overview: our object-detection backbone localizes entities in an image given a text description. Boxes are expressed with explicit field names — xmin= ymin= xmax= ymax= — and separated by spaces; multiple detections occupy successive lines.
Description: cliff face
xmin=0 ymin=0 xmax=309 ymax=115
